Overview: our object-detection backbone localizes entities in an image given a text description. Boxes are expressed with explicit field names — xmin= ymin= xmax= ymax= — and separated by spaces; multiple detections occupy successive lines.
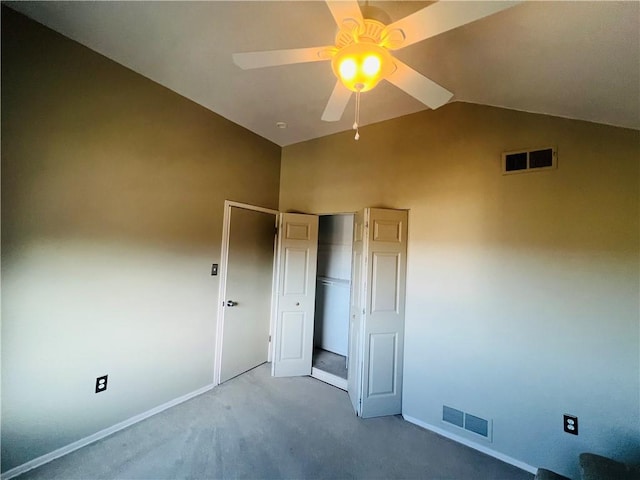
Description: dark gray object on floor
xmin=534 ymin=468 xmax=571 ymax=480
xmin=579 ymin=453 xmax=640 ymax=480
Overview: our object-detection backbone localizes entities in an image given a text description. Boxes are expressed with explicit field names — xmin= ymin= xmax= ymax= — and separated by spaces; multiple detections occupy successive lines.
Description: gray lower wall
xmin=280 ymin=102 xmax=640 ymax=479
xmin=1 ymin=8 xmax=280 ymax=472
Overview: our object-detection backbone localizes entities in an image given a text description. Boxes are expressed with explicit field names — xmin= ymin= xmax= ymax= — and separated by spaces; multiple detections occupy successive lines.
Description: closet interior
xmin=311 ymin=213 xmax=354 ymax=390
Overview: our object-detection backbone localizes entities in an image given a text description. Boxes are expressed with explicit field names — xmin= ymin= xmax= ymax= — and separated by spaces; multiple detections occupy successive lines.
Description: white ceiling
xmin=7 ymin=1 xmax=640 ymax=146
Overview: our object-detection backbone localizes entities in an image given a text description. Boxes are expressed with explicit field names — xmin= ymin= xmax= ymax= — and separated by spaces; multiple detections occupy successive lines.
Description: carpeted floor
xmin=313 ymin=348 xmax=348 ymax=379
xmin=17 ymin=364 xmax=534 ymax=479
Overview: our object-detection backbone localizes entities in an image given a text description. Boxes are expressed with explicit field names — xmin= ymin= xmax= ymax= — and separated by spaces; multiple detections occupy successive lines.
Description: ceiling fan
xmin=233 ymin=1 xmax=520 ymax=129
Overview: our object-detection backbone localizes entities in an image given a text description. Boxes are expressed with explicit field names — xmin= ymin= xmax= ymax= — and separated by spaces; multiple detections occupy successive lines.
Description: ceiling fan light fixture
xmin=362 ymin=55 xmax=381 ymax=76
xmin=331 ymin=42 xmax=394 ymax=93
xmin=339 ymin=58 xmax=358 ymax=81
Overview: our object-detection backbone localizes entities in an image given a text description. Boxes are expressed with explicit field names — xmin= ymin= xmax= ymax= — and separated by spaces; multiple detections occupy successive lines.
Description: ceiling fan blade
xmin=322 ymin=81 xmax=353 ymax=122
xmin=325 ymin=0 xmax=363 ymax=29
xmin=233 ymin=46 xmax=334 ymax=70
xmin=387 ymin=59 xmax=453 ymax=110
xmin=382 ymin=1 xmax=522 ymax=50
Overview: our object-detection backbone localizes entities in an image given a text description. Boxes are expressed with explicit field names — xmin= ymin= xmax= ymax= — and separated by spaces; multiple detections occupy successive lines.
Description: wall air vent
xmin=443 ymin=405 xmax=464 ymax=427
xmin=443 ymin=405 xmax=493 ymax=441
xmin=503 ymin=146 xmax=556 ymax=174
xmin=464 ymin=413 xmax=489 ymax=437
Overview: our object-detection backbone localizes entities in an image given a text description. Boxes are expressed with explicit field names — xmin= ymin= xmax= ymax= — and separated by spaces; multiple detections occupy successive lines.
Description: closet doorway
xmin=272 ymin=207 xmax=407 ymax=417
xmin=311 ymin=213 xmax=354 ymax=390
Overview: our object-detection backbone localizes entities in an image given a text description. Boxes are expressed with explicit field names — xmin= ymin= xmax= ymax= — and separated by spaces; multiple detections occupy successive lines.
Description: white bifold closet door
xmin=272 ymin=213 xmax=319 ymax=377
xmin=349 ymin=208 xmax=408 ymax=418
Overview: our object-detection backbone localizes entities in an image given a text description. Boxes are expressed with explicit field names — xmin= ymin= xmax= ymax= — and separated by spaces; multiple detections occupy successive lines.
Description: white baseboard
xmin=311 ymin=367 xmax=348 ymax=391
xmin=1 ymin=383 xmax=215 ymax=480
xmin=402 ymin=414 xmax=537 ymax=475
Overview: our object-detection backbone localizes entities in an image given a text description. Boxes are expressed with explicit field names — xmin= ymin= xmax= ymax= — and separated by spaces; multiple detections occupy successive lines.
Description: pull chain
xmin=353 ymin=87 xmax=361 ymax=140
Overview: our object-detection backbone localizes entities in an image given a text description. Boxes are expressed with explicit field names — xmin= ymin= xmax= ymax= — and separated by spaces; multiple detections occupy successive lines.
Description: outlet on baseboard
xmin=95 ymin=375 xmax=108 ymax=393
xmin=563 ymin=414 xmax=578 ymax=435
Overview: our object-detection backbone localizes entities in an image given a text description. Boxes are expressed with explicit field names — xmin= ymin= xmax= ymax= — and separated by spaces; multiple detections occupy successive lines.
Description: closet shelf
xmin=317 ymin=276 xmax=351 ymax=286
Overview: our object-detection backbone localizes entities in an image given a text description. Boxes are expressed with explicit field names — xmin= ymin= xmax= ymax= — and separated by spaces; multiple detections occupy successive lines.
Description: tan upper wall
xmin=2 ymin=7 xmax=280 ymax=253
xmin=281 ymin=103 xmax=637 ymax=255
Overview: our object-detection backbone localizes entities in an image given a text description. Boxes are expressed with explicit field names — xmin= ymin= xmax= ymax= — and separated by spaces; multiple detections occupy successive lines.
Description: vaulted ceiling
xmin=7 ymin=1 xmax=640 ymax=146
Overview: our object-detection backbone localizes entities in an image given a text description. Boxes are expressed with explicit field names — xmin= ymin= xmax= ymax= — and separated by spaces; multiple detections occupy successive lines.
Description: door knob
xmin=226 ymin=300 xmax=237 ymax=307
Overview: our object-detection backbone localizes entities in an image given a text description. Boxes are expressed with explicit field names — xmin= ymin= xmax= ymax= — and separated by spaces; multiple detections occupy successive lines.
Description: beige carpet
xmin=17 ymin=363 xmax=533 ymax=479
xmin=313 ymin=348 xmax=348 ymax=379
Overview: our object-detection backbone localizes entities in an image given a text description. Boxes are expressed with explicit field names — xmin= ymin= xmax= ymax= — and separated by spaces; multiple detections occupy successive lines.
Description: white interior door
xmin=219 ymin=205 xmax=277 ymax=383
xmin=356 ymin=208 xmax=408 ymax=418
xmin=348 ymin=209 xmax=366 ymax=414
xmin=272 ymin=213 xmax=319 ymax=377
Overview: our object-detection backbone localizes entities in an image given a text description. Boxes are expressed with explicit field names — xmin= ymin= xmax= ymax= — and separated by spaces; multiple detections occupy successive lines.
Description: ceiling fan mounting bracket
xmin=380 ymin=28 xmax=406 ymax=50
xmin=336 ymin=18 xmax=387 ymax=49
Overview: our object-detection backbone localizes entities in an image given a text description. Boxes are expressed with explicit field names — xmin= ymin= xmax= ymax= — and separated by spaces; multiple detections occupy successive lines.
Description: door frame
xmin=214 ymin=200 xmax=279 ymax=386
